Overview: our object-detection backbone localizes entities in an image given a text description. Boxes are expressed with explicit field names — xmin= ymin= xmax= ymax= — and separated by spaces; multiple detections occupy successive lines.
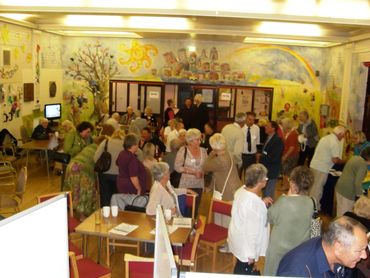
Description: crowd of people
xmin=28 ymin=95 xmax=370 ymax=277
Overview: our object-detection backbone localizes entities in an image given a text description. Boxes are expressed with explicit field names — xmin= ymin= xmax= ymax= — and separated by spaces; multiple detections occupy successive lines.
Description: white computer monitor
xmin=154 ymin=205 xmax=178 ymax=278
xmin=0 ymin=194 xmax=69 ymax=278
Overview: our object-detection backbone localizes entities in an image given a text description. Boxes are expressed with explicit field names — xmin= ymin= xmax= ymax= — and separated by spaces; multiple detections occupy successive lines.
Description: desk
xmin=76 ymin=210 xmax=192 ymax=265
xmin=22 ymin=137 xmax=58 ymax=181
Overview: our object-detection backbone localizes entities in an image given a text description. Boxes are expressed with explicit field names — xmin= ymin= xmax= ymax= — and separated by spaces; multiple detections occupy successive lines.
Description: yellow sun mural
xmin=118 ymin=40 xmax=158 ymax=73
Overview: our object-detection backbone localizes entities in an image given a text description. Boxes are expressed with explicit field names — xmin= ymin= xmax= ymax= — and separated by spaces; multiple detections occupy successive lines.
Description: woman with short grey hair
xmin=174 ymin=128 xmax=207 ymax=216
xmin=146 ymin=162 xmax=196 ymax=216
xmin=228 ymin=163 xmax=273 ymax=275
xmin=203 ymin=133 xmax=242 ymax=202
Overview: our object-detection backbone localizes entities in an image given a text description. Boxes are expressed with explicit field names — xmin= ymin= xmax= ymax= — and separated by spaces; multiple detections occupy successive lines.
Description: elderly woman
xmin=264 ymin=166 xmax=314 ymax=276
xmin=174 ymin=128 xmax=207 ymax=215
xmin=335 ymin=146 xmax=370 ymax=216
xmin=142 ymin=106 xmax=157 ymax=128
xmin=61 ymin=120 xmax=75 ymax=134
xmin=63 ymin=136 xmax=106 ymax=220
xmin=142 ymin=142 xmax=156 ymax=170
xmin=353 ymin=130 xmax=370 ymax=156
xmin=146 ymin=162 xmax=195 ymax=216
xmin=281 ymin=118 xmax=300 ymax=189
xmin=228 ymin=164 xmax=273 ymax=275
xmin=163 ymin=138 xmax=184 ymax=174
xmin=94 ymin=129 xmax=124 ymax=207
xmin=166 ymin=119 xmax=185 ymax=152
xmin=64 ymin=121 xmax=94 ymax=158
xmin=203 ymin=133 xmax=241 ymax=202
xmin=116 ymin=133 xmax=147 ymax=195
xmin=31 ymin=118 xmax=53 ymax=140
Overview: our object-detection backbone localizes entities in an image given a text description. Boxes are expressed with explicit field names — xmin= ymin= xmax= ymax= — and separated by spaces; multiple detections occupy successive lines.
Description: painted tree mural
xmin=66 ymin=41 xmax=119 ymax=119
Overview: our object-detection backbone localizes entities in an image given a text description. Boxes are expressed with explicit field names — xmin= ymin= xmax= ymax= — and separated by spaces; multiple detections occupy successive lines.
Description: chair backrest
xmin=20 ymin=126 xmax=31 ymax=144
xmin=69 ymin=251 xmax=80 ymax=278
xmin=185 ymin=194 xmax=196 ymax=219
xmin=190 ymin=215 xmax=206 ymax=263
xmin=207 ymin=198 xmax=232 ymax=224
xmin=15 ymin=167 xmax=27 ymax=198
xmin=37 ymin=191 xmax=73 ymax=217
xmin=124 ymin=254 xmax=154 ymax=278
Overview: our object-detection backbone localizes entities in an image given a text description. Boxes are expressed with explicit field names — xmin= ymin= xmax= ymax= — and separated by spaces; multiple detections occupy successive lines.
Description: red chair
xmin=37 ymin=191 xmax=80 ymax=233
xmin=124 ymin=254 xmax=154 ymax=278
xmin=199 ymin=198 xmax=233 ymax=272
xmin=69 ymin=251 xmax=111 ymax=278
xmin=69 ymin=240 xmax=83 ymax=260
xmin=175 ymin=215 xmax=205 ymax=271
xmin=185 ymin=193 xmax=196 ymax=219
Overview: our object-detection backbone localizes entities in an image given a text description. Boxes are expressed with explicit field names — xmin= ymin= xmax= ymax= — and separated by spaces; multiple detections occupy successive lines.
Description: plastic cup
xmin=102 ymin=206 xmax=110 ymax=218
xmin=111 ymin=205 xmax=118 ymax=217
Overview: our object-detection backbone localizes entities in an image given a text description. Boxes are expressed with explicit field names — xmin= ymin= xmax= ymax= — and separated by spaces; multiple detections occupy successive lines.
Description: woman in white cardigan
xmin=146 ymin=162 xmax=196 ymax=216
xmin=228 ymin=163 xmax=273 ymax=275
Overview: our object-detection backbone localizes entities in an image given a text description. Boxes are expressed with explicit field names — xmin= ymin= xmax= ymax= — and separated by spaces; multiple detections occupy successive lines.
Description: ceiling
xmin=1 ymin=0 xmax=370 ymax=47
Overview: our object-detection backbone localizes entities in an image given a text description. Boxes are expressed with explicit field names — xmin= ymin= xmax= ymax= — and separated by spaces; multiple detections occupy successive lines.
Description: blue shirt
xmin=277 ymin=237 xmax=351 ymax=277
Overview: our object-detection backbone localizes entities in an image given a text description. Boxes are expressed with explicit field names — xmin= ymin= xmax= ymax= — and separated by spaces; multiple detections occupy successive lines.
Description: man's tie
xmin=247 ymin=127 xmax=252 ymax=153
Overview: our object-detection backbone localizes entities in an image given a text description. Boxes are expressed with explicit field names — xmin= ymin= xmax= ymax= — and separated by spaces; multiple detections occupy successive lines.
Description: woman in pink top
xmin=281 ymin=118 xmax=300 ymax=189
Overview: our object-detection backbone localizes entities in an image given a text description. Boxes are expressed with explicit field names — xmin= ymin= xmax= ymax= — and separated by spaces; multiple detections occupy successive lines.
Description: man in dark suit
xmin=176 ymin=97 xmax=195 ymax=130
xmin=139 ymin=127 xmax=166 ymax=155
xmin=258 ymin=121 xmax=284 ymax=199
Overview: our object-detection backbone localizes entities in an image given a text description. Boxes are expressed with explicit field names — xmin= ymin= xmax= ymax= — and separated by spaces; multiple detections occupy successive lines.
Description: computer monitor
xmin=154 ymin=205 xmax=178 ymax=278
xmin=0 ymin=194 xmax=69 ymax=278
xmin=44 ymin=103 xmax=61 ymax=120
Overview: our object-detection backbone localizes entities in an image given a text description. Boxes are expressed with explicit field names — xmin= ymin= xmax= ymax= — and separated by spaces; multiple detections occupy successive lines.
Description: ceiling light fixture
xmin=243 ymin=37 xmax=338 ymax=47
xmin=64 ymin=15 xmax=124 ymax=28
xmin=59 ymin=30 xmax=142 ymax=38
xmin=127 ymin=16 xmax=189 ymax=30
xmin=257 ymin=22 xmax=322 ymax=37
xmin=0 ymin=13 xmax=33 ymax=21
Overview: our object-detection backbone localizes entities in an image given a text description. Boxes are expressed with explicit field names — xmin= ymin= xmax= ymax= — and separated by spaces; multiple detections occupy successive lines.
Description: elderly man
xmin=297 ymin=111 xmax=319 ymax=165
xmin=309 ymin=126 xmax=346 ymax=210
xmin=259 ymin=121 xmax=284 ymax=199
xmin=277 ymin=216 xmax=368 ymax=277
xmin=139 ymin=127 xmax=166 ymax=155
xmin=31 ymin=118 xmax=53 ymax=140
xmin=221 ymin=112 xmax=246 ymax=170
xmin=120 ymin=106 xmax=136 ymax=126
xmin=105 ymin=112 xmax=121 ymax=130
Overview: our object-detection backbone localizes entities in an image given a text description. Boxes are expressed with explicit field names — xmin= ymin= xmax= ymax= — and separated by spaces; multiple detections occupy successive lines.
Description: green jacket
xmin=63 ymin=130 xmax=87 ymax=158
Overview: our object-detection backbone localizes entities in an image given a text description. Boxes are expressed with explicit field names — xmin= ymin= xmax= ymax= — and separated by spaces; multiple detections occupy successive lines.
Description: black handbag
xmin=125 ymin=194 xmax=149 ymax=212
xmin=53 ymin=152 xmax=71 ymax=164
xmin=94 ymin=140 xmax=111 ymax=173
xmin=170 ymin=147 xmax=187 ymax=188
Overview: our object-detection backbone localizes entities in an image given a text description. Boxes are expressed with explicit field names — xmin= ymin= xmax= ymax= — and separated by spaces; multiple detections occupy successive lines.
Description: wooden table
xmin=75 ymin=210 xmax=192 ymax=265
xmin=22 ymin=137 xmax=58 ymax=181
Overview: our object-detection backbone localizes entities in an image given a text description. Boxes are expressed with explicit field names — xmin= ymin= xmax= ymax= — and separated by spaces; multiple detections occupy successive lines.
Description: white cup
xmin=102 ymin=206 xmax=110 ymax=218
xmin=55 ymin=131 xmax=59 ymax=138
xmin=111 ymin=205 xmax=118 ymax=217
xmin=164 ymin=209 xmax=172 ymax=222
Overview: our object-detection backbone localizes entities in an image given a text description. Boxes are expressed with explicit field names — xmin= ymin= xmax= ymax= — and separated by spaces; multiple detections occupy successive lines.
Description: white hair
xmin=332 ymin=126 xmax=346 ymax=136
xmin=151 ymin=162 xmax=170 ymax=181
xmin=209 ymin=133 xmax=226 ymax=151
xmin=185 ymin=128 xmax=201 ymax=143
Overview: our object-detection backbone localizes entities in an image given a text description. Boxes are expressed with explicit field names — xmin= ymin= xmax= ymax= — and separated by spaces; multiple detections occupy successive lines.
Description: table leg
xmin=26 ymin=150 xmax=29 ymax=168
xmin=83 ymin=235 xmax=88 ymax=256
xmin=97 ymin=236 xmax=102 ymax=264
xmin=45 ymin=149 xmax=50 ymax=181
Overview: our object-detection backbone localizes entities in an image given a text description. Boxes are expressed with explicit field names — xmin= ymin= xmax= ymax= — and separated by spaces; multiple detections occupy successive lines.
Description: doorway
xmin=362 ymin=64 xmax=370 ymax=139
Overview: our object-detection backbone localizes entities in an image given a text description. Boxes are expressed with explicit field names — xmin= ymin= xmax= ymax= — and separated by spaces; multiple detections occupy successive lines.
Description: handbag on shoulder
xmin=94 ymin=139 xmax=111 ymax=173
xmin=213 ymin=153 xmax=233 ymax=201
xmin=310 ymin=197 xmax=322 ymax=238
xmin=170 ymin=147 xmax=187 ymax=188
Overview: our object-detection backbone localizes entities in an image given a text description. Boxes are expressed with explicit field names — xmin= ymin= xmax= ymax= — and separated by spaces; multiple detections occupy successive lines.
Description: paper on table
xmin=109 ymin=222 xmax=138 ymax=236
xmin=150 ymin=225 xmax=178 ymax=235
xmin=172 ymin=217 xmax=192 ymax=228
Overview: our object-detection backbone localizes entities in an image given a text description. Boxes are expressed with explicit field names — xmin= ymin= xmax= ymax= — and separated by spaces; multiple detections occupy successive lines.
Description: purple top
xmin=116 ymin=150 xmax=146 ymax=194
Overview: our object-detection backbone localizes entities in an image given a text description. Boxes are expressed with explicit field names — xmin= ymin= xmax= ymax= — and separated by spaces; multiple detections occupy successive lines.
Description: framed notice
xmin=253 ymin=90 xmax=272 ymax=119
xmin=201 ymin=89 xmax=214 ymax=103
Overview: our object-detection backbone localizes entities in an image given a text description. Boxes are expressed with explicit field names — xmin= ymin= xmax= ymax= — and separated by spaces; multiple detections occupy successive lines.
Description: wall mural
xmin=65 ymin=41 xmax=119 ymax=123
xmin=60 ymin=37 xmax=343 ymax=126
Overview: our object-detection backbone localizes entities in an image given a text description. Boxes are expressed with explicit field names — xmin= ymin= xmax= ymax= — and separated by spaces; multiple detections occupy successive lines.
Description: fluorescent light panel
xmin=0 ymin=13 xmax=33 ymax=21
xmin=64 ymin=15 xmax=124 ymax=27
xmin=258 ymin=22 xmax=322 ymax=37
xmin=60 ymin=30 xmax=142 ymax=38
xmin=244 ymin=37 xmax=337 ymax=47
xmin=127 ymin=16 xmax=189 ymax=30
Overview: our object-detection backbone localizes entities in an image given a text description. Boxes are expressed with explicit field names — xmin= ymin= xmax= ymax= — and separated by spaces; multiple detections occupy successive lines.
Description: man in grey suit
xmin=221 ymin=112 xmax=246 ymax=171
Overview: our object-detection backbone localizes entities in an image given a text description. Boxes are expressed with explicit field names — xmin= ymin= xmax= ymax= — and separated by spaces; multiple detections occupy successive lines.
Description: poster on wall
xmin=235 ymin=88 xmax=252 ymax=114
xmin=201 ymin=89 xmax=213 ymax=103
xmin=254 ymin=90 xmax=271 ymax=119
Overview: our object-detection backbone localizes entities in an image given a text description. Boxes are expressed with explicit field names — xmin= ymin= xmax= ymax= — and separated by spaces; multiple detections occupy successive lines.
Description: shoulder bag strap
xmin=310 ymin=197 xmax=317 ymax=212
xmin=183 ymin=147 xmax=187 ymax=167
xmin=221 ymin=153 xmax=234 ymax=195
xmin=104 ymin=139 xmax=109 ymax=152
